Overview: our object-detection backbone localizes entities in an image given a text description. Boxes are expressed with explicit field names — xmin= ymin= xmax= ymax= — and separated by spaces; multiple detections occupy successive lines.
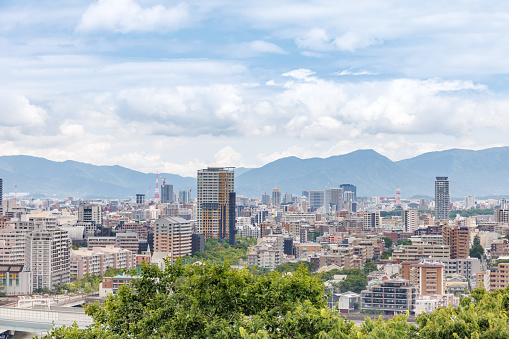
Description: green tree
xmin=470 ymin=235 xmax=484 ymax=260
xmin=397 ymin=239 xmax=412 ymax=246
xmin=45 ymin=259 xmax=356 ymax=338
xmin=381 ymin=250 xmax=393 ymax=259
xmin=363 ymin=260 xmax=378 ymax=276
xmin=381 ymin=237 xmax=394 ymax=249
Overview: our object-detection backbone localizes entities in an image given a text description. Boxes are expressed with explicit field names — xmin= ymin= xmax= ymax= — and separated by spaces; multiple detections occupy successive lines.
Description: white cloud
xmin=78 ymin=0 xmax=192 ymax=33
xmin=214 ymin=146 xmax=244 ymax=167
xmin=0 ymin=94 xmax=47 ymax=127
xmin=228 ymin=40 xmax=287 ymax=58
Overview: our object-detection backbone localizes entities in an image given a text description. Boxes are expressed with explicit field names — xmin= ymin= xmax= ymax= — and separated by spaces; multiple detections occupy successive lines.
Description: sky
xmin=1 ymin=0 xmax=509 ymax=177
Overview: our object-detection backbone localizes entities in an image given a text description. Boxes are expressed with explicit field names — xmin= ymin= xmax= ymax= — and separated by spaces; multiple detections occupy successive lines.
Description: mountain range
xmin=1 ymin=147 xmax=509 ymax=199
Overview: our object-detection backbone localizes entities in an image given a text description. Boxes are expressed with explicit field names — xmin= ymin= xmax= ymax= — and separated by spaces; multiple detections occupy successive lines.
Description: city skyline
xmin=1 ymin=1 xmax=509 ymax=177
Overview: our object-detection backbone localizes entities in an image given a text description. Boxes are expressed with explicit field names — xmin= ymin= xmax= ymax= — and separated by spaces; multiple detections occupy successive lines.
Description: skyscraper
xmin=0 ymin=177 xmax=3 ymax=216
xmin=341 ymin=184 xmax=356 ymax=201
xmin=435 ymin=177 xmax=450 ymax=221
xmin=197 ymin=167 xmax=236 ymax=245
xmin=160 ymin=183 xmax=174 ymax=203
xmin=272 ymin=188 xmax=281 ymax=206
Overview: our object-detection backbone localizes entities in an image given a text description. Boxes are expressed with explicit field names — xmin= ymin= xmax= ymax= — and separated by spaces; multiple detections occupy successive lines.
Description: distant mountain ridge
xmin=1 ymin=147 xmax=509 ymax=199
xmin=0 ymin=155 xmax=196 ymax=199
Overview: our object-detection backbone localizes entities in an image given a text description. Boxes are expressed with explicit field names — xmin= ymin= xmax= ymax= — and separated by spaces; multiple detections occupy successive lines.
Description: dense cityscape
xmin=0 ymin=168 xmax=509 ymax=336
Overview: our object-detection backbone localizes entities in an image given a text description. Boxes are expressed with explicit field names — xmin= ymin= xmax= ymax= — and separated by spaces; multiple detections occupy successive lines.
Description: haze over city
xmin=2 ymin=0 xmax=509 ymax=176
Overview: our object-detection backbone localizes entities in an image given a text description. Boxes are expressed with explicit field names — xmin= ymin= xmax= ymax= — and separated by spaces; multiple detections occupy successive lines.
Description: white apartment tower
xmin=435 ymin=177 xmax=450 ymax=222
xmin=402 ymin=210 xmax=419 ymax=233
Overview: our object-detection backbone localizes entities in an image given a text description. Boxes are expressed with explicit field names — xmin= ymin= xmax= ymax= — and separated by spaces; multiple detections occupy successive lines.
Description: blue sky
xmin=1 ymin=0 xmax=509 ymax=176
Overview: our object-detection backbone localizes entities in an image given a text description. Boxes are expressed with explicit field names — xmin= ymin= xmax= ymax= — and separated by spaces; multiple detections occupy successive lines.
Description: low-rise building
xmin=360 ymin=280 xmax=418 ymax=315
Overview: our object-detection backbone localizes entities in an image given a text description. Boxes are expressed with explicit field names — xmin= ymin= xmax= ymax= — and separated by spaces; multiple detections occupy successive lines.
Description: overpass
xmin=0 ymin=306 xmax=93 ymax=334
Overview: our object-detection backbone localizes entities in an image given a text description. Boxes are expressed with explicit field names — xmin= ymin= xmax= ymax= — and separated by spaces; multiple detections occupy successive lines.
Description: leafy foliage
xmin=381 ymin=237 xmax=394 ymax=249
xmin=45 ymin=262 xmax=509 ymax=339
xmin=381 ymin=250 xmax=393 ymax=259
xmin=189 ymin=237 xmax=256 ymax=265
xmin=275 ymin=261 xmax=317 ymax=273
xmin=470 ymin=235 xmax=484 ymax=260
xmin=397 ymin=239 xmax=412 ymax=246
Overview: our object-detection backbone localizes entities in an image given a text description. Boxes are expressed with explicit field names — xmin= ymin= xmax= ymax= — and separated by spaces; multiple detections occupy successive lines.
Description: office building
xmin=78 ymin=204 xmax=102 ymax=226
xmin=197 ymin=167 xmax=236 ymax=244
xmin=442 ymin=224 xmax=470 ymax=259
xmin=309 ymin=189 xmax=325 ymax=210
xmin=340 ymin=184 xmax=356 ymax=201
xmin=153 ymin=216 xmax=192 ymax=257
xmin=402 ymin=210 xmax=419 ymax=233
xmin=136 ymin=194 xmax=145 ymax=205
xmin=272 ymin=188 xmax=281 ymax=206
xmin=435 ymin=177 xmax=450 ymax=221
xmin=328 ymin=187 xmax=343 ymax=211
xmin=160 ymin=183 xmax=174 ymax=204
xmin=465 ymin=196 xmax=475 ymax=209
xmin=261 ymin=194 xmax=271 ymax=205
xmin=179 ymin=190 xmax=191 ymax=204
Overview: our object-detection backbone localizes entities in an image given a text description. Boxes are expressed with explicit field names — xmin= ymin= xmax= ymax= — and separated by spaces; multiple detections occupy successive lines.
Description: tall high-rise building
xmin=328 ymin=187 xmax=343 ymax=211
xmin=308 ymin=190 xmax=325 ymax=210
xmin=0 ymin=177 xmax=3 ymax=216
xmin=340 ymin=184 xmax=356 ymax=201
xmin=402 ymin=210 xmax=419 ymax=233
xmin=465 ymin=196 xmax=475 ymax=209
xmin=179 ymin=190 xmax=191 ymax=204
xmin=261 ymin=194 xmax=270 ymax=205
xmin=160 ymin=183 xmax=174 ymax=204
xmin=435 ymin=177 xmax=450 ymax=221
xmin=272 ymin=188 xmax=281 ymax=206
xmin=197 ymin=167 xmax=236 ymax=245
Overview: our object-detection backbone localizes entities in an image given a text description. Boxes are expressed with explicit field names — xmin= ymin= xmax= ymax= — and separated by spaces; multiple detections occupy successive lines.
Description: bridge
xmin=0 ymin=306 xmax=93 ymax=334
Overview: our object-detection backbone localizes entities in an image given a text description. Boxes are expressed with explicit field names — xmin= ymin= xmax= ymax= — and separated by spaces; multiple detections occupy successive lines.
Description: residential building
xmin=442 ymin=224 xmax=470 ymax=259
xmin=28 ymin=227 xmax=71 ymax=290
xmin=495 ymin=209 xmax=509 ymax=223
xmin=136 ymin=194 xmax=145 ymax=205
xmin=477 ymin=262 xmax=509 ymax=291
xmin=71 ymin=246 xmax=134 ymax=280
xmin=402 ymin=210 xmax=419 ymax=233
xmin=435 ymin=177 xmax=450 ymax=221
xmin=153 ymin=216 xmax=192 ymax=257
xmin=196 ymin=167 xmax=236 ymax=244
xmin=361 ymin=280 xmax=418 ymax=315
xmin=392 ymin=244 xmax=450 ymax=261
xmin=402 ymin=262 xmax=445 ymax=296
xmin=438 ymin=258 xmax=481 ymax=280
xmin=0 ymin=177 xmax=2 ymax=216
xmin=362 ymin=212 xmax=380 ymax=231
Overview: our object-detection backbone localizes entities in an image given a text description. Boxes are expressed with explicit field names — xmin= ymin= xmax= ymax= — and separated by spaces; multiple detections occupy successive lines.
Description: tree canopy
xmin=46 ymin=259 xmax=509 ymax=338
xmin=470 ymin=235 xmax=484 ymax=260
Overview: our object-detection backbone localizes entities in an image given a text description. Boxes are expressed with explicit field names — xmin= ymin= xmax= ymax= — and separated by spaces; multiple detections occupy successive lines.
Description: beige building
xmin=442 ymin=225 xmax=470 ymax=259
xmin=71 ymin=246 xmax=134 ymax=280
xmin=392 ymin=244 xmax=450 ymax=261
xmin=153 ymin=216 xmax=192 ymax=257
